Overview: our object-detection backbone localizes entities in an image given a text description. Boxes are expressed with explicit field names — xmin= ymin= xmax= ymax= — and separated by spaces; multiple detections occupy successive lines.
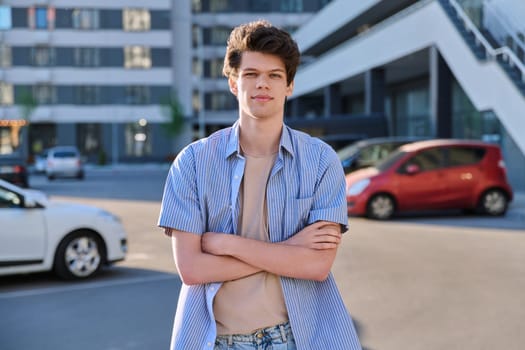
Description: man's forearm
xmin=202 ymin=234 xmax=337 ymax=281
xmin=171 ymin=233 xmax=262 ymax=285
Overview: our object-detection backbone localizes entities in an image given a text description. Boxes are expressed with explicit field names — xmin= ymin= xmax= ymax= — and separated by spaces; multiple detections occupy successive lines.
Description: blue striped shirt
xmin=158 ymin=121 xmax=362 ymax=350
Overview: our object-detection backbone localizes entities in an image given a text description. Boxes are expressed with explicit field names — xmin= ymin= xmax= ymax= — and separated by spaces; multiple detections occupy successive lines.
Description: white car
xmin=0 ymin=179 xmax=127 ymax=280
xmin=46 ymin=146 xmax=84 ymax=180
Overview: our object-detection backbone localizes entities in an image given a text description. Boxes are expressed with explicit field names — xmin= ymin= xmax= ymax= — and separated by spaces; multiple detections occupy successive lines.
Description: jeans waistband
xmin=216 ymin=321 xmax=292 ymax=346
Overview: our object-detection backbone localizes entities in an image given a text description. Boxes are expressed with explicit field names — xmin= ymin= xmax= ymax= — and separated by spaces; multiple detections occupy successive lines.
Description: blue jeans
xmin=214 ymin=321 xmax=296 ymax=350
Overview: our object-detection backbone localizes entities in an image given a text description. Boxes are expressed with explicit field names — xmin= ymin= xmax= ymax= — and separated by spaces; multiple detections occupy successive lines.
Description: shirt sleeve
xmin=308 ymin=145 xmax=349 ymax=233
xmin=157 ymin=146 xmax=206 ymax=236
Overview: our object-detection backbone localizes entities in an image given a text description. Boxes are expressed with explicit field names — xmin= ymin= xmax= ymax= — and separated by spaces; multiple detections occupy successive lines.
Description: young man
xmin=158 ymin=20 xmax=362 ymax=350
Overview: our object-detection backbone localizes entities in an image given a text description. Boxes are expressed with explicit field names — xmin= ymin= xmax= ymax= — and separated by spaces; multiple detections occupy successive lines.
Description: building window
xmin=74 ymin=48 xmax=99 ymax=67
xmin=125 ymin=86 xmax=150 ymax=105
xmin=250 ymin=0 xmax=272 ymax=12
xmin=210 ymin=27 xmax=231 ymax=45
xmin=33 ymin=84 xmax=55 ymax=104
xmin=280 ymin=0 xmax=303 ymax=12
xmin=28 ymin=6 xmax=55 ymax=29
xmin=0 ymin=82 xmax=14 ymax=105
xmin=77 ymin=123 xmax=101 ymax=155
xmin=72 ymin=9 xmax=99 ymax=30
xmin=192 ymin=25 xmax=201 ymax=48
xmin=210 ymin=0 xmax=229 ymax=12
xmin=192 ymin=0 xmax=202 ymax=12
xmin=0 ymin=6 xmax=12 ymax=30
xmin=32 ymin=46 xmax=54 ymax=66
xmin=124 ymin=46 xmax=151 ymax=69
xmin=192 ymin=90 xmax=201 ymax=113
xmin=74 ymin=86 xmax=99 ymax=105
xmin=209 ymin=58 xmax=224 ymax=78
xmin=0 ymin=45 xmax=11 ymax=67
xmin=125 ymin=121 xmax=151 ymax=157
xmin=192 ymin=58 xmax=202 ymax=77
xmin=123 ymin=9 xmax=150 ymax=31
xmin=206 ymin=91 xmax=237 ymax=110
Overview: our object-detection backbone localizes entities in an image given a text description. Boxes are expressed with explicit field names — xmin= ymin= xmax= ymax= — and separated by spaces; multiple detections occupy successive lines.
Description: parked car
xmin=46 ymin=146 xmax=84 ymax=180
xmin=34 ymin=149 xmax=49 ymax=174
xmin=0 ymin=179 xmax=127 ymax=279
xmin=0 ymin=153 xmax=29 ymax=188
xmin=345 ymin=139 xmax=513 ymax=220
xmin=337 ymin=136 xmax=428 ymax=174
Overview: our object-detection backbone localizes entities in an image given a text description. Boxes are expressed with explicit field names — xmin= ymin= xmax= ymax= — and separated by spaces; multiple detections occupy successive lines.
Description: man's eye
xmin=270 ymin=74 xmax=283 ymax=79
xmin=244 ymin=72 xmax=256 ymax=77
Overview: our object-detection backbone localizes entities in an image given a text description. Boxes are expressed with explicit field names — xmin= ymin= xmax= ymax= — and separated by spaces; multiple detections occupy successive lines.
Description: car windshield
xmin=54 ymin=151 xmax=77 ymax=158
xmin=337 ymin=143 xmax=361 ymax=160
xmin=375 ymin=150 xmax=407 ymax=172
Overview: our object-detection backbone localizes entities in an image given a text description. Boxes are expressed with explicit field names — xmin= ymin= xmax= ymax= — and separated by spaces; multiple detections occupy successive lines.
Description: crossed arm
xmin=169 ymin=221 xmax=342 ymax=285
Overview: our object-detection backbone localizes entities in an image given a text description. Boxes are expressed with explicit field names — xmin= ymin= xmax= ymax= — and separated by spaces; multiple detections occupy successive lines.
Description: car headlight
xmin=97 ymin=209 xmax=121 ymax=223
xmin=347 ymin=178 xmax=370 ymax=196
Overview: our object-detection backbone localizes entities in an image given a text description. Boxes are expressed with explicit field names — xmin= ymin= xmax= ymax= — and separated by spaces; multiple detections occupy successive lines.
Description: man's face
xmin=229 ymin=51 xmax=294 ymax=122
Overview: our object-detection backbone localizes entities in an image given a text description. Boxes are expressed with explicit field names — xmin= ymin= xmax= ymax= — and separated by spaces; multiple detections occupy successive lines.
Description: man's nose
xmin=256 ymin=75 xmax=270 ymax=88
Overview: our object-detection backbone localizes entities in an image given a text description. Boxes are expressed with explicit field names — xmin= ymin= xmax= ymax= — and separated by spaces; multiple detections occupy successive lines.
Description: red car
xmin=345 ymin=139 xmax=513 ymax=219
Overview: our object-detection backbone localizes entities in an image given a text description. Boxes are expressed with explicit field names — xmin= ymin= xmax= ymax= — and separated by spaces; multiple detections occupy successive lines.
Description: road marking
xmin=0 ymin=274 xmax=178 ymax=299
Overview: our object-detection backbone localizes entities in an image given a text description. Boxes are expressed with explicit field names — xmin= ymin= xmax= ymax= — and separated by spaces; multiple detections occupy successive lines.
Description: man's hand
xmin=283 ymin=221 xmax=341 ymax=250
xmin=202 ymin=232 xmax=233 ymax=256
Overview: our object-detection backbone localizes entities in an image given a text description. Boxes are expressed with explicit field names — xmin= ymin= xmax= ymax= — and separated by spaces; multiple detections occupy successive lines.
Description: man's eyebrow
xmin=242 ymin=67 xmax=286 ymax=73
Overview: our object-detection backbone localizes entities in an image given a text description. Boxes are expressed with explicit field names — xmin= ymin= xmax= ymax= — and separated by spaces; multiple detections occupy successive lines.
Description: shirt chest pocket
xmin=205 ymin=197 xmax=233 ymax=233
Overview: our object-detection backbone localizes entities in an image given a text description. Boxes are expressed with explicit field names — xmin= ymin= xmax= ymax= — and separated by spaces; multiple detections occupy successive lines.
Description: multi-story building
xmin=0 ymin=0 xmax=332 ymax=164
xmin=288 ymin=0 xmax=525 ymax=191
xmin=0 ymin=0 xmax=186 ymax=163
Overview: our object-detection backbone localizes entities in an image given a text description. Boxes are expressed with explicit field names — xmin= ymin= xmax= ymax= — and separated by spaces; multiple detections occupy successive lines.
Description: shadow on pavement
xmin=0 ymin=266 xmax=180 ymax=295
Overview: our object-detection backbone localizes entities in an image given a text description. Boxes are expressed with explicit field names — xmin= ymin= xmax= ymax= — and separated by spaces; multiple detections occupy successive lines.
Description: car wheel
xmin=367 ymin=194 xmax=395 ymax=220
xmin=478 ymin=189 xmax=508 ymax=216
xmin=77 ymin=171 xmax=84 ymax=180
xmin=47 ymin=174 xmax=55 ymax=180
xmin=54 ymin=231 xmax=105 ymax=280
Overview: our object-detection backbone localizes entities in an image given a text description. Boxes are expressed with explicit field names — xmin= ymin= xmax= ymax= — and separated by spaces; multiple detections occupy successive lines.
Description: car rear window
xmin=54 ymin=151 xmax=77 ymax=158
xmin=447 ymin=147 xmax=485 ymax=166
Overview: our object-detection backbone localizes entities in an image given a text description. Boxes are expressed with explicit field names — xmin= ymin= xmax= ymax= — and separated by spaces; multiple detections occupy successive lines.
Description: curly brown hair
xmin=222 ymin=20 xmax=300 ymax=86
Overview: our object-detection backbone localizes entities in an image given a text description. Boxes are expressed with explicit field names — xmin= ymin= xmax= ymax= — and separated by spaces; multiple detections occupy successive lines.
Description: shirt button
xmin=234 ymin=175 xmax=239 ymax=180
xmin=210 ymin=286 xmax=215 ymax=291
xmin=207 ymin=341 xmax=212 ymax=346
xmin=257 ymin=333 xmax=263 ymax=339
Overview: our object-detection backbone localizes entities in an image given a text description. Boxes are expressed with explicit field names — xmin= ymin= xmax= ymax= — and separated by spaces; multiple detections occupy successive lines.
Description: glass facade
xmin=392 ymin=87 xmax=431 ymax=137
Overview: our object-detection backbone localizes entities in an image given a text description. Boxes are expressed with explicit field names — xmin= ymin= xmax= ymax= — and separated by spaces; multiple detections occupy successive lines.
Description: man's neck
xmin=238 ymin=117 xmax=282 ymax=157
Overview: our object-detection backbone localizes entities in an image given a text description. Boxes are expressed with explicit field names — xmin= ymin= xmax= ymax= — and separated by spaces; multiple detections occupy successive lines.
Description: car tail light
xmin=13 ymin=165 xmax=25 ymax=173
xmin=498 ymin=159 xmax=506 ymax=169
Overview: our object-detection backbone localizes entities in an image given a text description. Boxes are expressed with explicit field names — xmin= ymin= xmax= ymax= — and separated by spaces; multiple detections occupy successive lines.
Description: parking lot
xmin=1 ymin=165 xmax=524 ymax=350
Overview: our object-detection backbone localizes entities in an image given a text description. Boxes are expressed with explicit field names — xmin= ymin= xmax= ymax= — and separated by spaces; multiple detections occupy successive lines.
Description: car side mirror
xmin=24 ymin=196 xmax=38 ymax=208
xmin=405 ymin=164 xmax=421 ymax=175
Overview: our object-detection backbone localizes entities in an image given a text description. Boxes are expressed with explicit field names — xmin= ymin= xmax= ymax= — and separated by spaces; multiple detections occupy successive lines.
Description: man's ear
xmin=229 ymin=77 xmax=238 ymax=96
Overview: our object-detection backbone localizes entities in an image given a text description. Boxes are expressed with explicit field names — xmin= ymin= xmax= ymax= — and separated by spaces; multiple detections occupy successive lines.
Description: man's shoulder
xmin=186 ymin=127 xmax=232 ymax=154
xmin=286 ymin=126 xmax=335 ymax=154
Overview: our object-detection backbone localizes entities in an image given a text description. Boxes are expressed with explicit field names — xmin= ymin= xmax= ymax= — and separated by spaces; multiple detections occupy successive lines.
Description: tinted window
xmin=359 ymin=143 xmax=401 ymax=168
xmin=401 ymin=148 xmax=444 ymax=172
xmin=376 ymin=150 xmax=407 ymax=172
xmin=447 ymin=147 xmax=485 ymax=167
xmin=54 ymin=151 xmax=77 ymax=158
xmin=0 ymin=187 xmax=22 ymax=208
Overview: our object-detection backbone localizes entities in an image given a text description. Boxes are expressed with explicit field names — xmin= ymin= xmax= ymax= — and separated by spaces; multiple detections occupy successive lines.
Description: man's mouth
xmin=252 ymin=95 xmax=273 ymax=102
